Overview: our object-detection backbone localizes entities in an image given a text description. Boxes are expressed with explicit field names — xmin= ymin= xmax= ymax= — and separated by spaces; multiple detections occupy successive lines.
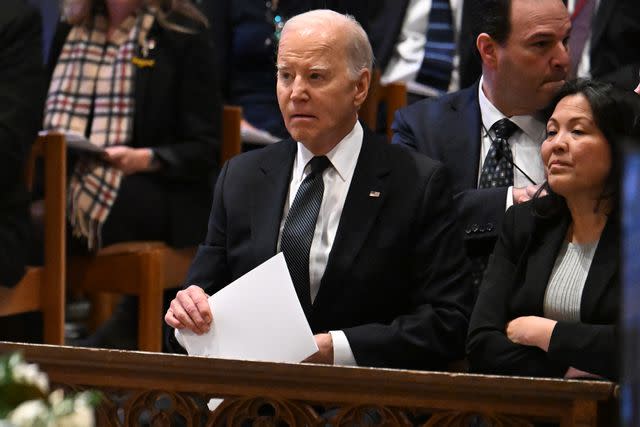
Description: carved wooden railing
xmin=0 ymin=342 xmax=618 ymax=426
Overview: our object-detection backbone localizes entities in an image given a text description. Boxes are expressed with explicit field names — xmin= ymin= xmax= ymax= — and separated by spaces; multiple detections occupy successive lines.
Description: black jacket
xmin=180 ymin=129 xmax=473 ymax=370
xmin=467 ymin=199 xmax=619 ymax=380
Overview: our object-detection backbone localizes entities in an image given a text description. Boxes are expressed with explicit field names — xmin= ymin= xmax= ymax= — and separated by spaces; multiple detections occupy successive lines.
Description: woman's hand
xmin=506 ymin=316 xmax=557 ymax=351
xmin=103 ymin=146 xmax=156 ymax=174
xmin=564 ymin=366 xmax=603 ymax=379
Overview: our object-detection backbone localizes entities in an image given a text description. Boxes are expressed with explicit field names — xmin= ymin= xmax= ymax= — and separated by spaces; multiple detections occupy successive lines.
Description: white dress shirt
xmin=381 ymin=0 xmax=463 ymax=96
xmin=277 ymin=121 xmax=363 ymax=366
xmin=567 ymin=0 xmax=601 ymax=78
xmin=477 ymin=77 xmax=547 ymax=210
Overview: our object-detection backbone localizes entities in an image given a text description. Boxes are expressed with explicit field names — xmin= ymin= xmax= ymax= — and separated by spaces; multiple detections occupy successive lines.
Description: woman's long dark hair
xmin=532 ymin=79 xmax=639 ymax=218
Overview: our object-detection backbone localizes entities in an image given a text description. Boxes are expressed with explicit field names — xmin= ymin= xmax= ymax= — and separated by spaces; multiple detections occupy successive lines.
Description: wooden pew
xmin=0 ymin=342 xmax=618 ymax=426
xmin=359 ymin=68 xmax=408 ymax=141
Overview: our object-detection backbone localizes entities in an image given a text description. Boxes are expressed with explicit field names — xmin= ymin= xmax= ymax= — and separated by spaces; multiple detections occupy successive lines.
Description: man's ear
xmin=354 ymin=68 xmax=371 ymax=109
xmin=477 ymin=33 xmax=499 ymax=70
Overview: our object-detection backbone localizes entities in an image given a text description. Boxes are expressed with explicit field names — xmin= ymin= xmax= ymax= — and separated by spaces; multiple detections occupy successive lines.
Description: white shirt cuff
xmin=328 ymin=330 xmax=358 ymax=366
xmin=505 ymin=186 xmax=514 ymax=211
xmin=174 ymin=328 xmax=186 ymax=349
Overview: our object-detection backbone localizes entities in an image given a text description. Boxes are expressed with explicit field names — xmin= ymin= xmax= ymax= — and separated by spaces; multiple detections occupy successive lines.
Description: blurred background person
xmin=467 ymin=79 xmax=638 ymax=381
xmin=43 ymin=0 xmax=221 ymax=349
xmin=0 ymin=0 xmax=44 ymax=288
xmin=27 ymin=0 xmax=59 ymax=63
xmin=565 ymin=0 xmax=640 ymax=90
xmin=0 ymin=0 xmax=45 ymax=341
xmin=370 ymin=0 xmax=480 ymax=103
xmin=196 ymin=0 xmax=378 ymax=145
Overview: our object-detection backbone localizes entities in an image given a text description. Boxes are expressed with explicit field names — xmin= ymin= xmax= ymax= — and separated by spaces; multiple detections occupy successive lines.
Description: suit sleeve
xmin=181 ymin=159 xmax=232 ymax=293
xmin=344 ymin=164 xmax=474 ymax=369
xmin=152 ymin=27 xmax=222 ymax=179
xmin=547 ymin=312 xmax=618 ymax=380
xmin=392 ymin=106 xmax=508 ymax=241
xmin=466 ymin=206 xmax=567 ymax=377
xmin=391 ymin=107 xmax=420 ymax=151
xmin=165 ymin=158 xmax=231 ymax=354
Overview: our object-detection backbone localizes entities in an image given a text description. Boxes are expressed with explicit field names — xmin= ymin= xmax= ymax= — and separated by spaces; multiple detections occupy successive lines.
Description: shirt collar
xmin=478 ymin=76 xmax=546 ymax=142
xmin=294 ymin=121 xmax=363 ymax=182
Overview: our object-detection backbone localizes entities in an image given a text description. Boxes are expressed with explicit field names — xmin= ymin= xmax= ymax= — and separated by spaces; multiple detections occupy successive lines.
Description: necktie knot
xmin=491 ymin=118 xmax=519 ymax=141
xmin=307 ymin=156 xmax=331 ymax=178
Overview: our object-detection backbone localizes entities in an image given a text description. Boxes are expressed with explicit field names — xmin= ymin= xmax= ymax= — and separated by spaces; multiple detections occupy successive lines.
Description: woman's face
xmin=541 ymin=93 xmax=612 ymax=200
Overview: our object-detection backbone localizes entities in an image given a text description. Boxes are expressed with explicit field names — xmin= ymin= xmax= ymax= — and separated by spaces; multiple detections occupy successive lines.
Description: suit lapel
xmin=522 ymin=215 xmax=570 ymax=315
xmin=133 ymin=23 xmax=160 ymax=132
xmin=251 ymin=140 xmax=297 ymax=264
xmin=580 ymin=218 xmax=618 ymax=319
xmin=314 ymin=131 xmax=390 ymax=308
xmin=442 ymin=84 xmax=482 ymax=189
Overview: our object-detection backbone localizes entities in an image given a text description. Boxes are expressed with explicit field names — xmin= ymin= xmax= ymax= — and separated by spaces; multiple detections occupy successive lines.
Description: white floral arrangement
xmin=0 ymin=353 xmax=99 ymax=427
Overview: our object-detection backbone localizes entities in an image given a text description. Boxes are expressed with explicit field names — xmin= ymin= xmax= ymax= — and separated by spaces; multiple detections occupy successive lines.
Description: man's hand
xmin=512 ymin=184 xmax=545 ymax=204
xmin=165 ymin=285 xmax=212 ymax=334
xmin=303 ymin=333 xmax=334 ymax=364
xmin=506 ymin=316 xmax=557 ymax=351
xmin=104 ymin=146 xmax=155 ymax=174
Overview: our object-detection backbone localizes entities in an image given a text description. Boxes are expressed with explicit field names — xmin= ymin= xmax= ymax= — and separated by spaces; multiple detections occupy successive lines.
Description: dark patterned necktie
xmin=281 ymin=156 xmax=331 ymax=316
xmin=479 ymin=118 xmax=519 ymax=189
xmin=415 ymin=0 xmax=456 ymax=93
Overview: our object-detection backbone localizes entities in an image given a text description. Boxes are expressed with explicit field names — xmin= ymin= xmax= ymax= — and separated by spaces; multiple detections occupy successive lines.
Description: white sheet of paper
xmin=176 ymin=253 xmax=318 ymax=363
xmin=240 ymin=126 xmax=280 ymax=145
xmin=40 ymin=129 xmax=106 ymax=154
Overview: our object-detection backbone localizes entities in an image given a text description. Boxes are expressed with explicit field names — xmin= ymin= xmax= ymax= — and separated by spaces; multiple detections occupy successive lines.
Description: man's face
xmin=493 ymin=0 xmax=571 ymax=114
xmin=276 ymin=26 xmax=367 ymax=153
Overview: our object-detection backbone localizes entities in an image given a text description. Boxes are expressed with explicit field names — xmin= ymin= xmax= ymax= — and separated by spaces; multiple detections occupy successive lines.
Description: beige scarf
xmin=44 ymin=11 xmax=155 ymax=249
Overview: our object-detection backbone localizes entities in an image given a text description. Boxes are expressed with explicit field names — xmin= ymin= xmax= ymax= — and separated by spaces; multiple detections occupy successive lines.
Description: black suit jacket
xmin=392 ymin=84 xmax=508 ymax=256
xmin=589 ymin=0 xmax=640 ymax=90
xmin=0 ymin=0 xmax=44 ymax=286
xmin=48 ymin=15 xmax=221 ymax=247
xmin=467 ymin=199 xmax=618 ymax=380
xmin=370 ymin=0 xmax=480 ymax=90
xmin=183 ymin=129 xmax=473 ymax=370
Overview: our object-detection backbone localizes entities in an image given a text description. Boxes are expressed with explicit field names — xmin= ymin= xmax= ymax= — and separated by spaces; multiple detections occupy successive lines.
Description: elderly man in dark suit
xmin=165 ymin=9 xmax=473 ymax=370
xmin=0 ymin=0 xmax=44 ymax=287
xmin=392 ymin=0 xmax=571 ymax=290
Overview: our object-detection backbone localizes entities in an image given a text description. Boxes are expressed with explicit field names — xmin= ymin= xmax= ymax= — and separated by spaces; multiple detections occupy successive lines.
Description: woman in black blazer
xmin=44 ymin=0 xmax=221 ymax=348
xmin=467 ymin=80 xmax=638 ymax=381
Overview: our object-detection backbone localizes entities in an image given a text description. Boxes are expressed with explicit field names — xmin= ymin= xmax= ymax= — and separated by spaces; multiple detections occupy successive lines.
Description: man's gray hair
xmin=282 ymin=9 xmax=374 ymax=80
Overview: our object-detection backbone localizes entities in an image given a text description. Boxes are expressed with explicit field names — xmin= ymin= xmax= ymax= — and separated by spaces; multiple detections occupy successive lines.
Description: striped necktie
xmin=416 ymin=0 xmax=456 ymax=94
xmin=280 ymin=156 xmax=331 ymax=318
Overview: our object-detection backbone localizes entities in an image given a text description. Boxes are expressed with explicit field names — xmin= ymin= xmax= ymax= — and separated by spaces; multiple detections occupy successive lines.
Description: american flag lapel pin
xmin=369 ymin=191 xmax=381 ymax=198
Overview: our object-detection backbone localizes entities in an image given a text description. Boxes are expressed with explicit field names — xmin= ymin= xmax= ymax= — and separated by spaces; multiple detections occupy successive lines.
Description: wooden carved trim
xmin=422 ymin=411 xmax=534 ymax=427
xmin=209 ymin=396 xmax=322 ymax=426
xmin=326 ymin=404 xmax=413 ymax=426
